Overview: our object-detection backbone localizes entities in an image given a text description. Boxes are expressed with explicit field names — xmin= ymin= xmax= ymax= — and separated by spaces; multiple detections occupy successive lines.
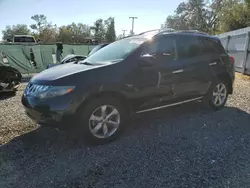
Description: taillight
xmin=229 ymin=55 xmax=235 ymax=65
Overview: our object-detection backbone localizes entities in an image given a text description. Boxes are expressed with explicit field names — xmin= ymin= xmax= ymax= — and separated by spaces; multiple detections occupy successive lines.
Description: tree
xmin=104 ymin=17 xmax=116 ymax=42
xmin=1 ymin=14 xmax=116 ymax=43
xmin=93 ymin=19 xmax=106 ymax=41
xmin=57 ymin=23 xmax=91 ymax=44
xmin=58 ymin=25 xmax=73 ymax=43
xmin=30 ymin=14 xmax=59 ymax=42
xmin=30 ymin=14 xmax=48 ymax=34
xmin=164 ymin=0 xmax=223 ymax=34
xmin=2 ymin=24 xmax=31 ymax=41
xmin=70 ymin=23 xmax=90 ymax=43
xmin=39 ymin=24 xmax=58 ymax=43
xmin=217 ymin=0 xmax=250 ymax=32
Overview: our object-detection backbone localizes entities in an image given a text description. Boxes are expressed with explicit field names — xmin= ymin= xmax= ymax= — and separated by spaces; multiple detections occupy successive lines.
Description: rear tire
xmin=206 ymin=80 xmax=229 ymax=111
xmin=75 ymin=96 xmax=128 ymax=145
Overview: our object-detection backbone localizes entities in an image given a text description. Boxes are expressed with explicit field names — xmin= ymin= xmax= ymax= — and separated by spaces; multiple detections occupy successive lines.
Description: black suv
xmin=22 ymin=29 xmax=235 ymax=144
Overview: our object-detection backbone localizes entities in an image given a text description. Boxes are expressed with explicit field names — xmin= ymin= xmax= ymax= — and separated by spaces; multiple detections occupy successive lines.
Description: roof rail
xmin=138 ymin=29 xmax=161 ymax=35
xmin=120 ymin=35 xmax=135 ymax=39
xmin=138 ymin=28 xmax=176 ymax=37
xmin=159 ymin=28 xmax=175 ymax=32
xmin=155 ymin=28 xmax=176 ymax=36
xmin=177 ymin=30 xmax=209 ymax=35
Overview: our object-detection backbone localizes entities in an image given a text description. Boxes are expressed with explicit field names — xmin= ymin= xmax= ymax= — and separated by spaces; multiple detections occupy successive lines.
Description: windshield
xmin=82 ymin=37 xmax=147 ymax=64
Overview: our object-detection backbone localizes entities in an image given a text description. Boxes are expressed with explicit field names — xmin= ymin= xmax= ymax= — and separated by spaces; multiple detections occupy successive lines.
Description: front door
xmin=126 ymin=35 xmax=179 ymax=110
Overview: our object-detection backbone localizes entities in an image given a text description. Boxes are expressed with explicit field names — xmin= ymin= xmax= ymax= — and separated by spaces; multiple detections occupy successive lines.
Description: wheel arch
xmin=76 ymin=90 xmax=132 ymax=117
xmin=216 ymin=73 xmax=233 ymax=94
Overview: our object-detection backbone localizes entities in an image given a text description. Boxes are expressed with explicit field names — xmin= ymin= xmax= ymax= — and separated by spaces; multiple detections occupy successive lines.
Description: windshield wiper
xmin=80 ymin=61 xmax=94 ymax=65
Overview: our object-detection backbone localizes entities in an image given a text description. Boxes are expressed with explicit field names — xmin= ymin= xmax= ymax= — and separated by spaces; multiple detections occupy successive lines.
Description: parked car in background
xmin=46 ymin=43 xmax=110 ymax=69
xmin=49 ymin=54 xmax=87 ymax=68
xmin=13 ymin=35 xmax=37 ymax=43
xmin=22 ymin=29 xmax=235 ymax=144
xmin=0 ymin=65 xmax=22 ymax=94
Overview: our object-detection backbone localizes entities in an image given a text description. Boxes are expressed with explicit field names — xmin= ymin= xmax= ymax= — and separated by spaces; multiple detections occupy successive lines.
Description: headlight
xmin=25 ymin=84 xmax=75 ymax=99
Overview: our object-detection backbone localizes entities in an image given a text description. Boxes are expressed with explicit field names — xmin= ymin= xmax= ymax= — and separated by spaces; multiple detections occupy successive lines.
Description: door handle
xmin=209 ymin=62 xmax=217 ymax=66
xmin=163 ymin=53 xmax=171 ymax=56
xmin=172 ymin=69 xmax=183 ymax=74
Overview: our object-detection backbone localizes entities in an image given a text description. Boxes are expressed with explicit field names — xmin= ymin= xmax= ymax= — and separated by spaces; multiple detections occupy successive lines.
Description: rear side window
xmin=176 ymin=36 xmax=204 ymax=58
xmin=201 ymin=38 xmax=226 ymax=55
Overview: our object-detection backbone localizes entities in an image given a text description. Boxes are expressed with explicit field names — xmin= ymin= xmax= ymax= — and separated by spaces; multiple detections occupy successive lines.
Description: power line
xmin=129 ymin=17 xmax=138 ymax=35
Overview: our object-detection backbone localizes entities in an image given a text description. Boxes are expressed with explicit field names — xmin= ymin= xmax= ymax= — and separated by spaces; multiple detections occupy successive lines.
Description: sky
xmin=0 ymin=0 xmax=183 ymax=39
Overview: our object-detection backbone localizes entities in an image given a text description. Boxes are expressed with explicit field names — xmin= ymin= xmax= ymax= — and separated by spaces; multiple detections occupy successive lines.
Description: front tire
xmin=76 ymin=96 xmax=127 ymax=144
xmin=207 ymin=81 xmax=229 ymax=111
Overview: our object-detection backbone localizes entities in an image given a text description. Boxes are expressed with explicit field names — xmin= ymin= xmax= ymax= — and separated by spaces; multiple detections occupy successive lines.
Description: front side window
xmin=142 ymin=36 xmax=176 ymax=60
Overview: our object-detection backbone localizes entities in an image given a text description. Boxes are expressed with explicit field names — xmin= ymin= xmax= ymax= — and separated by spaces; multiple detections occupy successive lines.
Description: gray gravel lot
xmin=0 ymin=78 xmax=250 ymax=188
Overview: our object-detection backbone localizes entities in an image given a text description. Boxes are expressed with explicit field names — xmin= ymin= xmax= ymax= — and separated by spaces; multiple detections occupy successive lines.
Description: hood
xmin=47 ymin=63 xmax=60 ymax=69
xmin=31 ymin=62 xmax=109 ymax=83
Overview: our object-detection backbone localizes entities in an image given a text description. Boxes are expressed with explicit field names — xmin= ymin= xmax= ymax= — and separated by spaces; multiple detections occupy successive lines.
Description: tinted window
xmin=143 ymin=36 xmax=176 ymax=58
xmin=201 ymin=38 xmax=226 ymax=55
xmin=14 ymin=36 xmax=35 ymax=43
xmin=176 ymin=36 xmax=204 ymax=58
xmin=202 ymin=38 xmax=216 ymax=54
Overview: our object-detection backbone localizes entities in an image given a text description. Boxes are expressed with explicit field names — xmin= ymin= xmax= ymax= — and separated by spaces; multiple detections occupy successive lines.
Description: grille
xmin=24 ymin=83 xmax=50 ymax=95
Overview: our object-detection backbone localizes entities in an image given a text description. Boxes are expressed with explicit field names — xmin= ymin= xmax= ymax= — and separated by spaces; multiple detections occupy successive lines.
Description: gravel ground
xmin=0 ymin=77 xmax=250 ymax=188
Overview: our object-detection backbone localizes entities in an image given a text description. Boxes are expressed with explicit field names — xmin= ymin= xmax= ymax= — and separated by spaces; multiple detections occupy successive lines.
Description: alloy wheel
xmin=212 ymin=83 xmax=227 ymax=106
xmin=89 ymin=105 xmax=120 ymax=138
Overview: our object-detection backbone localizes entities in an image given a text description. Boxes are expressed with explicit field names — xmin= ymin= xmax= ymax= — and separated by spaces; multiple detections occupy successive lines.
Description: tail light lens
xmin=229 ymin=55 xmax=235 ymax=65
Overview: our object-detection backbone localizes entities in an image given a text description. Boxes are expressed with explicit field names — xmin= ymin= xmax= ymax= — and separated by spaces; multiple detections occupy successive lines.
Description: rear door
xmin=201 ymin=37 xmax=233 ymax=82
xmin=173 ymin=35 xmax=211 ymax=99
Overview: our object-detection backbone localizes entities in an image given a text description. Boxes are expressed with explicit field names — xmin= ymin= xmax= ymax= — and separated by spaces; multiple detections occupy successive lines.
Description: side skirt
xmin=136 ymin=97 xmax=203 ymax=114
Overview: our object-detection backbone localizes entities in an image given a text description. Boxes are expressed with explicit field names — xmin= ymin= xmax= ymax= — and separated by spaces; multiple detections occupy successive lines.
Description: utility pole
xmin=129 ymin=17 xmax=137 ymax=35
xmin=122 ymin=29 xmax=127 ymax=37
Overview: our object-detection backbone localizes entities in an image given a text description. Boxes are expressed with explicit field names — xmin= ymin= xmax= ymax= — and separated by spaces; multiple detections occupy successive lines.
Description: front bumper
xmin=22 ymin=94 xmax=79 ymax=129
